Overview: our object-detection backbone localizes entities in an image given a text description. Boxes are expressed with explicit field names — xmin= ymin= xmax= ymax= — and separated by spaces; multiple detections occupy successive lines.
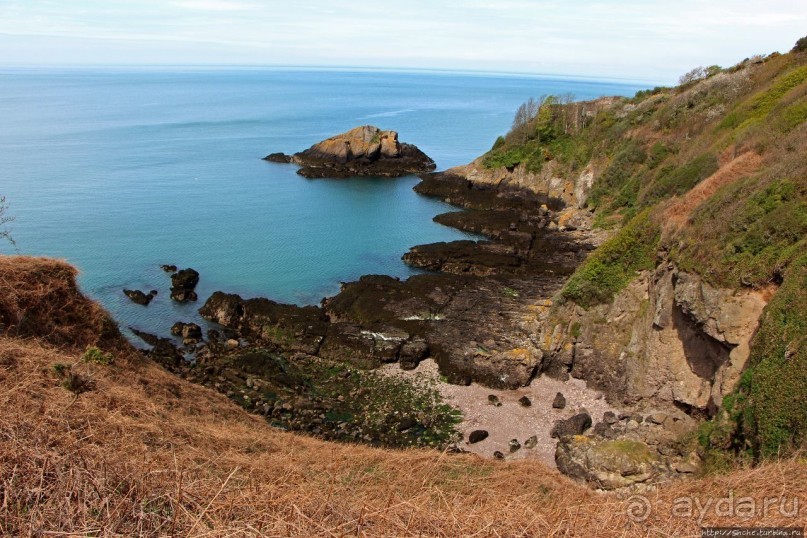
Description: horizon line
xmin=0 ymin=63 xmax=665 ymax=87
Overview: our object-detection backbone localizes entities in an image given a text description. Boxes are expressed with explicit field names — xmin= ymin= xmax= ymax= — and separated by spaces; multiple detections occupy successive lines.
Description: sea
xmin=0 ymin=67 xmax=646 ymax=340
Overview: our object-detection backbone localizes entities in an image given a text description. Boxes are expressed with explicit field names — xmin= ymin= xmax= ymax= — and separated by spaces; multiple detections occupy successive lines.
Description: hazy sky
xmin=1 ymin=0 xmax=805 ymax=83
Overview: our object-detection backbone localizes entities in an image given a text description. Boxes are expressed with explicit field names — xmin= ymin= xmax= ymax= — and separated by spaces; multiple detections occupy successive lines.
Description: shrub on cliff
xmin=560 ymin=209 xmax=660 ymax=308
xmin=793 ymin=35 xmax=807 ymax=53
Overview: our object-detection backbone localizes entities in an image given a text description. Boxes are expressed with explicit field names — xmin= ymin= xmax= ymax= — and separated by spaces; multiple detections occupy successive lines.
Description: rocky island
xmin=264 ymin=124 xmax=436 ymax=178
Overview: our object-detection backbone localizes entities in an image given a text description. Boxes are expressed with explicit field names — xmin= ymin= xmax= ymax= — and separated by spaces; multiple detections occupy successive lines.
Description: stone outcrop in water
xmin=264 ymin=125 xmax=436 ymax=178
xmin=169 ymin=268 xmax=199 ymax=303
xmin=197 ymin=165 xmax=601 ymax=389
xmin=123 ymin=289 xmax=156 ymax=306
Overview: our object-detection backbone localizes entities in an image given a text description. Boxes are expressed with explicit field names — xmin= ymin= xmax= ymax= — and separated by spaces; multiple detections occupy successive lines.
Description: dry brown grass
xmin=662 ymin=151 xmax=763 ymax=233
xmin=1 ymin=257 xmax=806 ymax=536
xmin=0 ymin=256 xmax=126 ymax=351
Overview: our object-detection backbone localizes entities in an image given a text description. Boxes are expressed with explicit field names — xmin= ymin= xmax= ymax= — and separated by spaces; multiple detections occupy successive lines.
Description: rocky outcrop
xmin=556 ymin=437 xmax=665 ymax=490
xmin=198 ymin=157 xmax=608 ymax=389
xmin=170 ymin=268 xmax=199 ymax=302
xmin=123 ymin=289 xmax=156 ymax=306
xmin=554 ymin=407 xmax=700 ymax=490
xmin=550 ymin=412 xmax=591 ymax=438
xmin=540 ymin=264 xmax=768 ymax=418
xmin=199 ymin=292 xmax=329 ymax=356
xmin=171 ymin=321 xmax=203 ymax=345
xmin=436 ymin=159 xmax=597 ymax=210
xmin=264 ymin=125 xmax=436 ymax=178
xmin=130 ymin=328 xmax=184 ymax=370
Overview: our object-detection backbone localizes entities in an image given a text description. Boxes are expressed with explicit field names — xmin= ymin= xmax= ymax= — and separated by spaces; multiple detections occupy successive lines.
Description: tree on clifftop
xmin=0 ymin=196 xmax=15 ymax=248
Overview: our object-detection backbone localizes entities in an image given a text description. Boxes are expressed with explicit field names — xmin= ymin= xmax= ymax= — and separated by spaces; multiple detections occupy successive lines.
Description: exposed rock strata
xmin=540 ymin=264 xmax=768 ymax=418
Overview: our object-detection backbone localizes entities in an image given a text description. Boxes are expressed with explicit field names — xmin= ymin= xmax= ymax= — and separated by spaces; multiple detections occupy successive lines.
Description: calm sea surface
xmin=0 ymin=67 xmax=644 ymax=338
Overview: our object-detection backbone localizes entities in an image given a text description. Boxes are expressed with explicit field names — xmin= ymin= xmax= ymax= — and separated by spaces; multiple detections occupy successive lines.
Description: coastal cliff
xmin=3 ymin=257 xmax=804 ymax=534
xmin=438 ymin=44 xmax=807 ymax=479
xmin=180 ymin=42 xmax=807 ymax=487
xmin=2 ymin=39 xmax=804 ymax=502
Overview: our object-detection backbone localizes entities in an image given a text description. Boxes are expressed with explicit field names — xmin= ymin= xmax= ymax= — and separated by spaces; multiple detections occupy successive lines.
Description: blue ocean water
xmin=0 ymin=67 xmax=645 ymax=338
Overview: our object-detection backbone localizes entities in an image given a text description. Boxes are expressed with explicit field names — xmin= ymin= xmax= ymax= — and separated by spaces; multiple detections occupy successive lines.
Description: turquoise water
xmin=0 ymin=67 xmax=644 ymax=338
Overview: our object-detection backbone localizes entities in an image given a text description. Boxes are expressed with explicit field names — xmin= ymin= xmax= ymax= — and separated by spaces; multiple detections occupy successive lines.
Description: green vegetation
xmin=778 ymin=98 xmax=807 ymax=132
xmin=642 ymin=152 xmax=719 ymax=202
xmin=743 ymin=257 xmax=807 ymax=457
xmin=706 ymin=257 xmax=807 ymax=459
xmin=207 ymin=349 xmax=462 ymax=449
xmin=53 ymin=362 xmax=94 ymax=395
xmin=502 ymin=286 xmax=519 ymax=298
xmin=560 ymin=210 xmax=659 ymax=308
xmin=596 ymin=439 xmax=656 ymax=463
xmin=675 ymin=178 xmax=807 ymax=288
xmin=81 ymin=345 xmax=114 ymax=365
xmin=481 ymin=94 xmax=599 ymax=176
xmin=719 ymin=65 xmax=807 ymax=131
xmin=487 ymin=42 xmax=807 ymax=459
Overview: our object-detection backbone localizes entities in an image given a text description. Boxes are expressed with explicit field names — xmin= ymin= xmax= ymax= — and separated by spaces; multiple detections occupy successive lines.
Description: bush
xmin=793 ymin=35 xmax=807 ymax=53
xmin=560 ymin=209 xmax=659 ymax=307
xmin=53 ymin=363 xmax=94 ymax=395
xmin=82 ymin=346 xmax=114 ymax=365
xmin=719 ymin=65 xmax=807 ymax=130
xmin=587 ymin=141 xmax=646 ymax=209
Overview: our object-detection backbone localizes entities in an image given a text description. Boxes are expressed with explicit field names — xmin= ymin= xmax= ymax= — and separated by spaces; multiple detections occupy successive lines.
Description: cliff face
xmin=438 ymin=43 xmax=807 ymax=470
xmin=446 ymin=158 xmax=596 ymax=210
xmin=540 ymin=265 xmax=768 ymax=417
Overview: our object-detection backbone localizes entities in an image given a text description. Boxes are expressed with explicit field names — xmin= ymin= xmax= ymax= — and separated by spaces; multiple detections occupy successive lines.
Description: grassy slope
xmin=483 ymin=46 xmax=807 ymax=458
xmin=1 ymin=256 xmax=806 ymax=535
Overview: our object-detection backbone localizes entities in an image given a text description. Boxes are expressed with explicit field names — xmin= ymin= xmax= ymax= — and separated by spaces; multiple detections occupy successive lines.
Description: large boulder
xmin=555 ymin=437 xmax=665 ymax=490
xmin=264 ymin=125 xmax=436 ymax=178
xmin=550 ymin=412 xmax=592 ymax=438
xmin=170 ymin=268 xmax=200 ymax=302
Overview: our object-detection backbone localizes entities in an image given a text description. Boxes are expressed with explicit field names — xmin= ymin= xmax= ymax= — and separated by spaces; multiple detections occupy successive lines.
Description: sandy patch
xmin=379 ymin=359 xmax=618 ymax=467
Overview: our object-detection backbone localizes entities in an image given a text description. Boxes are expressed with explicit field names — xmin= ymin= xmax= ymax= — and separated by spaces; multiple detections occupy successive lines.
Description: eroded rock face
xmin=264 ymin=125 xmax=436 ymax=178
xmin=540 ymin=264 xmax=768 ymax=417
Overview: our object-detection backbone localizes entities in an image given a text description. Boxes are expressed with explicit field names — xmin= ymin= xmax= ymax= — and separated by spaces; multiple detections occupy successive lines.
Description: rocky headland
xmin=264 ymin=125 xmax=436 ymax=178
xmin=125 ymin=45 xmax=807 ymax=491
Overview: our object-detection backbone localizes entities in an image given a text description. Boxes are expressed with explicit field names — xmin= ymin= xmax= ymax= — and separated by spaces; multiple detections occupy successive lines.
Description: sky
xmin=0 ymin=0 xmax=805 ymax=83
